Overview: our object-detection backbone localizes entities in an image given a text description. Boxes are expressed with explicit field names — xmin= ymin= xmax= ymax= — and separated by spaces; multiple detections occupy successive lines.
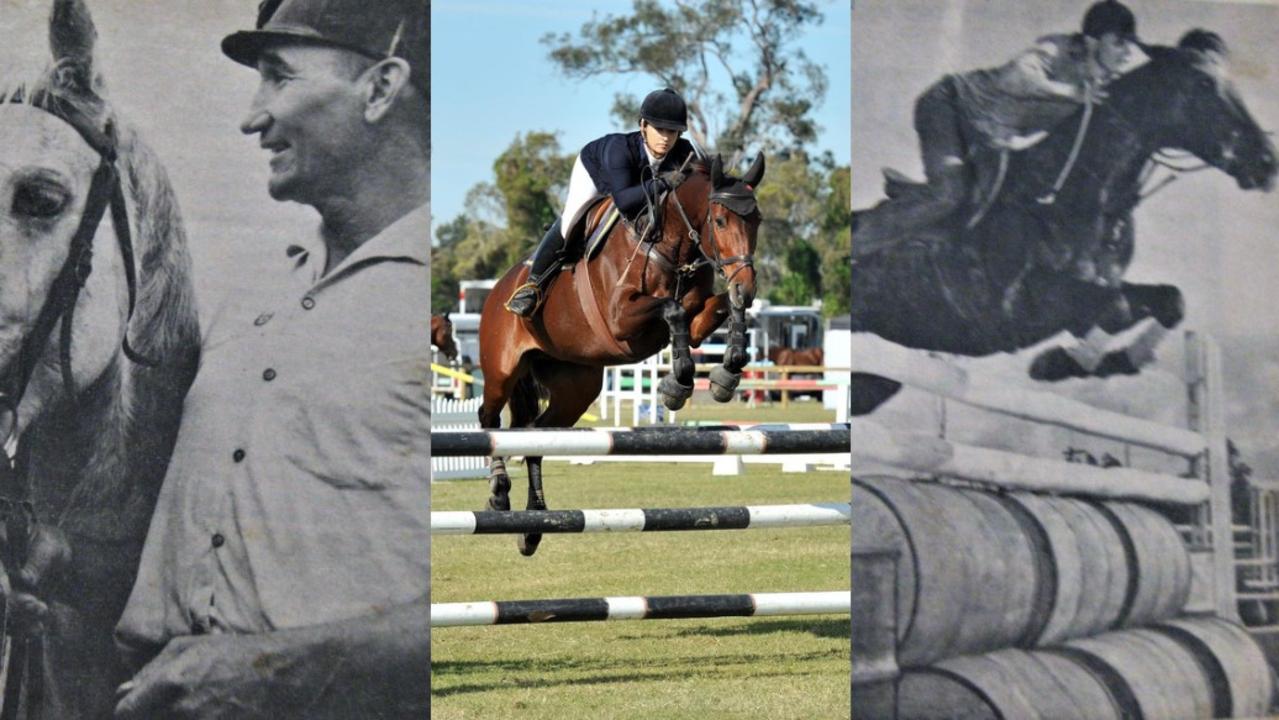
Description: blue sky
xmin=431 ymin=0 xmax=851 ymax=235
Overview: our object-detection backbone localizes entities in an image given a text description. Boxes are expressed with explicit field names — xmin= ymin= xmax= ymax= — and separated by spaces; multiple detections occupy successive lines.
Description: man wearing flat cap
xmin=113 ymin=1 xmax=429 ymax=717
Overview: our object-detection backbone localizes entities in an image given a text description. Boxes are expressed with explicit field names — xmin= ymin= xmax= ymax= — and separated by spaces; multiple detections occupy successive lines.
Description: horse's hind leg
xmin=657 ymin=300 xmax=695 ymax=410
xmin=518 ymin=363 xmax=604 ymax=557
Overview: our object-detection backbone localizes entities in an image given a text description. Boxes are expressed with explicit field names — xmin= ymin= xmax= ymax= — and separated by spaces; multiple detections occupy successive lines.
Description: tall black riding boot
xmin=505 ymin=219 xmax=566 ymax=317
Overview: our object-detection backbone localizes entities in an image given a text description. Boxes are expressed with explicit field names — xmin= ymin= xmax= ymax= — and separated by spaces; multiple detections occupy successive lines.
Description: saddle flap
xmin=583 ymin=201 xmax=623 ymax=261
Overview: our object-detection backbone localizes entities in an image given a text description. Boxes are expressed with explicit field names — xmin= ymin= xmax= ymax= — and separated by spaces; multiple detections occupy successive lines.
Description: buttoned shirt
xmin=116 ymin=204 xmax=429 ymax=666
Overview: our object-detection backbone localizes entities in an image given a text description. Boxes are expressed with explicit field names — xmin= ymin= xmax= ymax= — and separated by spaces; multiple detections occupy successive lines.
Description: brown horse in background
xmin=431 ymin=313 xmax=458 ymax=362
xmin=479 ymin=154 xmax=765 ymax=555
xmin=768 ymin=346 xmax=824 ymax=368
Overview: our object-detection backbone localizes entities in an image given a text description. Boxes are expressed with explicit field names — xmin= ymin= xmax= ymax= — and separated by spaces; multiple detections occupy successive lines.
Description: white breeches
xmin=560 ymin=156 xmax=605 ymax=235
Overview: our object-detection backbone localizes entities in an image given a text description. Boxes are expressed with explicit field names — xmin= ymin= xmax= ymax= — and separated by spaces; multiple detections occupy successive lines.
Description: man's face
xmin=640 ymin=120 xmax=681 ymax=158
xmin=1096 ymin=33 xmax=1133 ymax=75
xmin=241 ymin=42 xmax=368 ymax=203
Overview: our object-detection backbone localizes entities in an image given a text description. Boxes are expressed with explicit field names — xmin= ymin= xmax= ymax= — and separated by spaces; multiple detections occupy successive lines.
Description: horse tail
xmin=510 ymin=371 xmax=542 ymax=428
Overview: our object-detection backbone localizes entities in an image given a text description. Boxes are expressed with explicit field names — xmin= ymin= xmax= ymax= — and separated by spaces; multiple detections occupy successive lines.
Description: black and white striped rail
xmin=431 ymin=591 xmax=851 ymax=627
xmin=432 ymin=502 xmax=851 ymax=535
xmin=431 ymin=424 xmax=851 ymax=457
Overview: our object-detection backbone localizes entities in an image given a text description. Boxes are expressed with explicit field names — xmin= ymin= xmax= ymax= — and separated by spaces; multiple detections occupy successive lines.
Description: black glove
xmin=658 ymin=168 xmax=687 ymax=191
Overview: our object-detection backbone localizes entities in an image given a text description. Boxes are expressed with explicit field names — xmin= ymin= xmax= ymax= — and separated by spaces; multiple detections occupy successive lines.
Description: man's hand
xmin=3 ymin=523 xmax=71 ymax=636
xmin=1084 ymin=81 xmax=1109 ymax=104
xmin=115 ymin=603 xmax=428 ymax=719
xmin=114 ymin=633 xmax=300 ymax=719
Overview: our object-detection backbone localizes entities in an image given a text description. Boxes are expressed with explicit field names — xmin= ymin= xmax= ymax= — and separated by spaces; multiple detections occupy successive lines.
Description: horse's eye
xmin=715 ymin=217 xmax=727 ymax=228
xmin=13 ymin=181 xmax=69 ymax=218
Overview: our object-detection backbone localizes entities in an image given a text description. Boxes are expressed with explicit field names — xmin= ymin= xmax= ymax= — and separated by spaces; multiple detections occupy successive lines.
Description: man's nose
xmin=240 ymin=109 xmax=269 ymax=136
xmin=240 ymin=85 xmax=271 ymax=135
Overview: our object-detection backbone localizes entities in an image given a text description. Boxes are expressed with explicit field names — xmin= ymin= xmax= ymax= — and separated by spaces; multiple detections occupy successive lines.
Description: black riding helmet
xmin=639 ymin=88 xmax=688 ymax=132
xmin=1082 ymin=0 xmax=1137 ymax=40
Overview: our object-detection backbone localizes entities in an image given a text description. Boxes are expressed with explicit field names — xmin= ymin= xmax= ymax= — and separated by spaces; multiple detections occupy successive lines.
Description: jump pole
xmin=431 ymin=425 xmax=851 ymax=457
xmin=432 ymin=502 xmax=851 ymax=535
xmin=431 ymin=591 xmax=851 ymax=627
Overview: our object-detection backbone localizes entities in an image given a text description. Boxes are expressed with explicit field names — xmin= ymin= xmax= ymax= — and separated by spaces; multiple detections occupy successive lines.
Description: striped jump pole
xmin=431 ymin=591 xmax=851 ymax=627
xmin=432 ymin=502 xmax=851 ymax=535
xmin=431 ymin=424 xmax=851 ymax=457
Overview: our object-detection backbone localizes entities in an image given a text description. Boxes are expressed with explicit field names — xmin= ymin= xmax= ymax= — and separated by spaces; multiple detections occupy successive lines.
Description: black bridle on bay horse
xmin=664 ymin=164 xmax=759 ymax=301
xmin=0 ymin=88 xmax=154 ymax=718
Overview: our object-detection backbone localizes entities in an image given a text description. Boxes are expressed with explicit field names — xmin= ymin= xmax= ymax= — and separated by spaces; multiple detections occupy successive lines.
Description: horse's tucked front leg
xmin=657 ymin=300 xmax=695 ymax=410
xmin=709 ymin=289 xmax=750 ymax=402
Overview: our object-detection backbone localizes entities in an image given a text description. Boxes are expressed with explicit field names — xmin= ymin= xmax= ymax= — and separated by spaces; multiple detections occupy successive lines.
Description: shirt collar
xmin=302 ymin=202 xmax=429 ymax=284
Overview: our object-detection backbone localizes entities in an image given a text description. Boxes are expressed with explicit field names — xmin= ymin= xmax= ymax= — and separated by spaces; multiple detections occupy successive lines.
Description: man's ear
xmin=362 ymin=57 xmax=412 ymax=123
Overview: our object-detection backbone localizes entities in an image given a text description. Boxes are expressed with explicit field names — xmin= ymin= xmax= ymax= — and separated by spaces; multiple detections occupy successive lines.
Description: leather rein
xmin=0 ymin=89 xmax=155 ymax=719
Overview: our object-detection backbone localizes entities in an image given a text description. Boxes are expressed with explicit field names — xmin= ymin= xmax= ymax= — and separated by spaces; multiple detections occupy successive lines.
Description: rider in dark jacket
xmin=505 ymin=88 xmax=697 ymax=316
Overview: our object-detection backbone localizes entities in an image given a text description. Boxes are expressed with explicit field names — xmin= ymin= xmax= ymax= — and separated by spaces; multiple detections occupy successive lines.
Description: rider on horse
xmin=853 ymin=0 xmax=1144 ymax=257
xmin=505 ymin=87 xmax=698 ymax=316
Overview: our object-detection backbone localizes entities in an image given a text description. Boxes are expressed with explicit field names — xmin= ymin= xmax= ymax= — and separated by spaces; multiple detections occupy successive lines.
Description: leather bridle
xmin=666 ymin=180 xmax=758 ymax=295
xmin=0 ymin=87 xmax=154 ymax=719
xmin=0 ymin=90 xmax=154 ymax=436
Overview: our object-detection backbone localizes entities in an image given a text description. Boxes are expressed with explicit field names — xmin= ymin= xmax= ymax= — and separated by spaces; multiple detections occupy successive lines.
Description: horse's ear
xmin=49 ymin=0 xmax=100 ymax=95
xmin=443 ymin=311 xmax=449 ymax=320
xmin=711 ymin=154 xmax=725 ymax=187
xmin=742 ymin=152 xmax=766 ymax=188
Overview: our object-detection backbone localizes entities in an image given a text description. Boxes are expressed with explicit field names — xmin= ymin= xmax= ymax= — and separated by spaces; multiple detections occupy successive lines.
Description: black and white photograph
xmin=851 ymin=1 xmax=1279 ymax=718
xmin=0 ymin=1 xmax=429 ymax=717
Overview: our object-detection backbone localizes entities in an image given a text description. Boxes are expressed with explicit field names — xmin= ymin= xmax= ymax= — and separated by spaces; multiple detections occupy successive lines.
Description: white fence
xmin=431 ymin=396 xmax=486 ymax=481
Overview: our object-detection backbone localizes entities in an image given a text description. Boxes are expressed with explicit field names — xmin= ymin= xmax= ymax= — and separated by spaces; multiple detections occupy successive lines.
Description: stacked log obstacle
xmin=853 ymin=478 xmax=1192 ymax=666
xmin=897 ymin=618 xmax=1272 ymax=720
xmin=432 ymin=502 xmax=850 ymax=535
xmin=849 ymin=332 xmax=1247 ymax=719
xmin=433 ymin=591 xmax=850 ymax=627
xmin=850 ymin=332 xmax=1232 ymax=616
xmin=431 ymin=423 xmax=850 ymax=629
xmin=431 ymin=423 xmax=851 ymax=457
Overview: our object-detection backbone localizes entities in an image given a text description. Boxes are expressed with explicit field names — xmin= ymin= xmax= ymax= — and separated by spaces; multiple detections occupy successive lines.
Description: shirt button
xmin=301 ymin=296 xmax=316 ymax=310
xmin=263 ymin=368 xmax=277 ymax=381
xmin=211 ymin=533 xmax=225 ymax=548
xmin=254 ymin=313 xmax=272 ymax=327
xmin=232 ymin=449 xmax=246 ymax=463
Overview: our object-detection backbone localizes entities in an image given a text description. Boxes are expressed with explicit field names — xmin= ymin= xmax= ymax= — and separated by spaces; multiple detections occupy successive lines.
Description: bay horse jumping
xmin=0 ymin=1 xmax=200 ymax=715
xmin=431 ymin=313 xmax=458 ymax=362
xmin=851 ymin=34 xmax=1275 ymax=413
xmin=479 ymin=154 xmax=764 ymax=555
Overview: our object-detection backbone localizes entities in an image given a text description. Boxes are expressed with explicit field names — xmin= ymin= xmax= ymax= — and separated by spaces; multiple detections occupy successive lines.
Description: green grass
xmin=431 ymin=457 xmax=851 ymax=719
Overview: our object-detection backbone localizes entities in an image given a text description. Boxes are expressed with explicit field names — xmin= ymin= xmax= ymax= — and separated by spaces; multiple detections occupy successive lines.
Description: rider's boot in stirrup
xmin=505 ymin=219 xmax=566 ymax=317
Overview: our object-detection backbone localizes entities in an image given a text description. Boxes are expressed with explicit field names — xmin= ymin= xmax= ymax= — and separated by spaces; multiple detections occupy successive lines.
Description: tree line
xmin=431 ymin=0 xmax=850 ymax=317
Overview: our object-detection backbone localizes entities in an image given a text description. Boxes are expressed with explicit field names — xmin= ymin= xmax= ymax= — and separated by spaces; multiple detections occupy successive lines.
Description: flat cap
xmin=222 ymin=0 xmax=428 ymax=95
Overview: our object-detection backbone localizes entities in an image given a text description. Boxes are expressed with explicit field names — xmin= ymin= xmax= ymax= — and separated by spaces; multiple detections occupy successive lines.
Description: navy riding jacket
xmin=578 ymin=131 xmax=696 ymax=220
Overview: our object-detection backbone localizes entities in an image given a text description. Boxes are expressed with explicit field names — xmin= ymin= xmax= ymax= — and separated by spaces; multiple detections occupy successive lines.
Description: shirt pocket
xmin=275 ymin=355 xmax=429 ymax=490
